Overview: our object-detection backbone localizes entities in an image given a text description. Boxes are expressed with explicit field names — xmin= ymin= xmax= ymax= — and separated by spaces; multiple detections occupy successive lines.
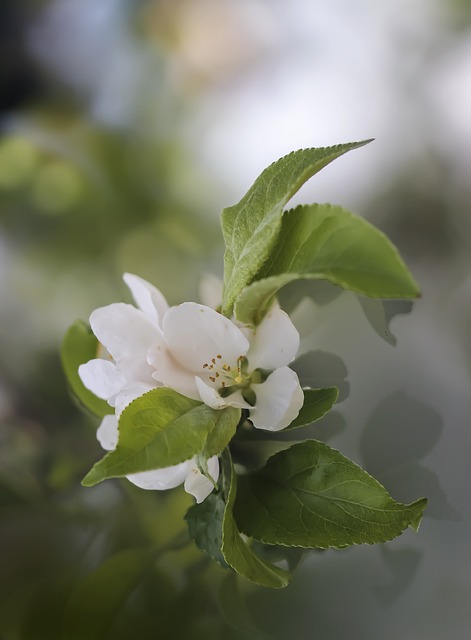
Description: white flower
xmin=148 ymin=299 xmax=304 ymax=432
xmin=78 ymin=273 xmax=219 ymax=503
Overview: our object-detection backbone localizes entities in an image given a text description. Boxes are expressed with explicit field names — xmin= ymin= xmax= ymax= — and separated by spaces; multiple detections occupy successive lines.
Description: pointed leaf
xmin=61 ymin=320 xmax=112 ymax=418
xmin=220 ymin=450 xmax=291 ymax=589
xmin=234 ymin=441 xmax=427 ymax=548
xmin=221 ymin=141 xmax=372 ymax=316
xmin=82 ymin=389 xmax=230 ymax=486
xmin=204 ymin=407 xmax=241 ymax=457
xmin=186 ymin=491 xmax=228 ymax=568
xmin=285 ymin=387 xmax=339 ymax=430
xmin=235 ymin=204 xmax=420 ymax=324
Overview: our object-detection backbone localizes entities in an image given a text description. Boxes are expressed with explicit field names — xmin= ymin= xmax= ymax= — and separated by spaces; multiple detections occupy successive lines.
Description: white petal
xmin=195 ymin=377 xmax=227 ymax=409
xmin=127 ymin=462 xmax=188 ymax=491
xmin=90 ymin=302 xmax=161 ymax=363
xmin=249 ymin=367 xmax=304 ymax=431
xmin=198 ymin=273 xmax=223 ymax=309
xmin=184 ymin=456 xmax=219 ymax=503
xmin=114 ymin=382 xmax=157 ymax=417
xmin=162 ymin=303 xmax=249 ymax=373
xmin=78 ymin=359 xmax=126 ymax=401
xmin=246 ymin=303 xmax=300 ymax=370
xmin=123 ymin=273 xmax=169 ymax=326
xmin=97 ymin=414 xmax=119 ymax=451
xmin=148 ymin=343 xmax=199 ymax=400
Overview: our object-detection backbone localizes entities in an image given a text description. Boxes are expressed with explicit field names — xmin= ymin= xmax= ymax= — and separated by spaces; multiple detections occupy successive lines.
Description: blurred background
xmin=1 ymin=0 xmax=470 ymax=638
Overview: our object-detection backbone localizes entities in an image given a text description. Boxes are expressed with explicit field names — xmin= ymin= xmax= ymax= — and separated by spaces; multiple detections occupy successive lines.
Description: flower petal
xmin=184 ymin=456 xmax=219 ymax=503
xmin=246 ymin=303 xmax=300 ymax=370
xmin=79 ymin=359 xmax=126 ymax=401
xmin=198 ymin=273 xmax=223 ymax=309
xmin=163 ymin=303 xmax=249 ymax=373
xmin=123 ymin=273 xmax=169 ymax=326
xmin=249 ymin=366 xmax=304 ymax=431
xmin=114 ymin=382 xmax=157 ymax=417
xmin=148 ymin=343 xmax=199 ymax=400
xmin=90 ymin=302 xmax=162 ymax=363
xmin=195 ymin=377 xmax=227 ymax=409
xmin=97 ymin=414 xmax=119 ymax=451
xmin=127 ymin=463 xmax=188 ymax=491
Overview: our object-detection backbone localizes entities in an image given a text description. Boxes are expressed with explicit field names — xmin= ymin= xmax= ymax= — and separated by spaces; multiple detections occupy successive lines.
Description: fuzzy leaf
xmin=61 ymin=320 xmax=112 ymax=418
xmin=235 ymin=441 xmax=427 ymax=548
xmin=221 ymin=141 xmax=372 ymax=316
xmin=82 ymin=389 xmax=238 ymax=486
xmin=235 ymin=203 xmax=420 ymax=324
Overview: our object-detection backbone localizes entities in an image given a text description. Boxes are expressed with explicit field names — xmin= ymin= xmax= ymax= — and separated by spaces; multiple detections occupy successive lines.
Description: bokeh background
xmin=1 ymin=0 xmax=470 ymax=638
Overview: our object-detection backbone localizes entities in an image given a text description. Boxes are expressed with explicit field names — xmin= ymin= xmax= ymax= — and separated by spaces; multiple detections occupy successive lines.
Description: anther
xmin=215 ymin=372 xmax=220 ymax=378
xmin=212 ymin=358 xmax=216 ymax=364
xmin=203 ymin=363 xmax=208 ymax=368
xmin=209 ymin=376 xmax=216 ymax=382
xmin=217 ymin=354 xmax=222 ymax=359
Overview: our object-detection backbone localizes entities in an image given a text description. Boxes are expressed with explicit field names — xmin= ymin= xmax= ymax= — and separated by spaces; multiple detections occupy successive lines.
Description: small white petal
xmin=163 ymin=303 xmax=249 ymax=374
xmin=195 ymin=377 xmax=227 ymax=409
xmin=250 ymin=367 xmax=304 ymax=431
xmin=184 ymin=456 xmax=219 ymax=503
xmin=114 ymin=382 xmax=157 ymax=417
xmin=246 ymin=303 xmax=300 ymax=370
xmin=79 ymin=359 xmax=126 ymax=401
xmin=123 ymin=273 xmax=169 ymax=326
xmin=127 ymin=462 xmax=188 ymax=491
xmin=90 ymin=303 xmax=161 ymax=363
xmin=148 ymin=343 xmax=200 ymax=400
xmin=97 ymin=414 xmax=119 ymax=451
xmin=198 ymin=273 xmax=223 ymax=309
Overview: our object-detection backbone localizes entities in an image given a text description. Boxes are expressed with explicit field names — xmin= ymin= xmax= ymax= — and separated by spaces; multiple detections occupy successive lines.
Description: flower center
xmin=201 ymin=354 xmax=248 ymax=389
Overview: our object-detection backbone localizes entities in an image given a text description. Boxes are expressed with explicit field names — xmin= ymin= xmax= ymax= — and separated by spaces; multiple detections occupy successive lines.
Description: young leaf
xmin=234 ymin=203 xmax=420 ymax=324
xmin=204 ymin=407 xmax=241 ymax=457
xmin=62 ymin=548 xmax=152 ymax=640
xmin=221 ymin=141 xmax=372 ymax=317
xmin=220 ymin=450 xmax=291 ymax=589
xmin=234 ymin=441 xmax=427 ymax=549
xmin=61 ymin=320 xmax=111 ymax=418
xmin=284 ymin=387 xmax=339 ymax=430
xmin=82 ymin=389 xmax=238 ymax=486
xmin=186 ymin=492 xmax=228 ymax=568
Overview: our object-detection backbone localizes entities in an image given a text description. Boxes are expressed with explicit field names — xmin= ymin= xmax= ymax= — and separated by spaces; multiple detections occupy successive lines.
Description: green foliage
xmin=62 ymin=549 xmax=153 ymax=640
xmin=234 ymin=441 xmax=427 ymax=548
xmin=82 ymin=389 xmax=239 ymax=486
xmin=220 ymin=450 xmax=291 ymax=589
xmin=234 ymin=203 xmax=420 ymax=324
xmin=186 ymin=492 xmax=228 ymax=568
xmin=61 ymin=320 xmax=111 ymax=417
xmin=285 ymin=387 xmax=339 ymax=430
xmin=221 ymin=141 xmax=372 ymax=316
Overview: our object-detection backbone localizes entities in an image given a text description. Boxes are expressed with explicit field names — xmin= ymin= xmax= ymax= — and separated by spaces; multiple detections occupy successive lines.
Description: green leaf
xmin=220 ymin=450 xmax=291 ymax=589
xmin=82 ymin=389 xmax=236 ymax=487
xmin=62 ymin=548 xmax=152 ymax=640
xmin=235 ymin=203 xmax=420 ymax=324
xmin=221 ymin=141 xmax=372 ymax=317
xmin=61 ymin=320 xmax=111 ymax=418
xmin=218 ymin=574 xmax=271 ymax=640
xmin=186 ymin=491 xmax=228 ymax=568
xmin=204 ymin=407 xmax=241 ymax=457
xmin=234 ymin=440 xmax=427 ymax=549
xmin=285 ymin=387 xmax=339 ymax=430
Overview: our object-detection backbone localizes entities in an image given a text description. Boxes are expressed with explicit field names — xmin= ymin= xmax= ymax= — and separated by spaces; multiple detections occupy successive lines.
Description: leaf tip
xmin=408 ymin=497 xmax=428 ymax=533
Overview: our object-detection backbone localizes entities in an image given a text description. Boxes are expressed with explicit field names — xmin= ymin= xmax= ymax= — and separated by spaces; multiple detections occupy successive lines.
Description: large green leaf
xmin=234 ymin=203 xmax=420 ymax=324
xmin=204 ymin=407 xmax=241 ymax=457
xmin=82 ymin=389 xmax=238 ymax=486
xmin=221 ymin=141 xmax=372 ymax=316
xmin=61 ymin=320 xmax=111 ymax=418
xmin=62 ymin=548 xmax=152 ymax=640
xmin=234 ymin=441 xmax=427 ymax=548
xmin=285 ymin=387 xmax=339 ymax=430
xmin=220 ymin=450 xmax=291 ymax=589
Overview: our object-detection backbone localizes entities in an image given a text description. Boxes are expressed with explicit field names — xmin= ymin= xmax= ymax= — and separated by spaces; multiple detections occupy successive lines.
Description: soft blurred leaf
xmin=221 ymin=141 xmax=372 ymax=316
xmin=235 ymin=441 xmax=427 ymax=548
xmin=61 ymin=320 xmax=112 ymax=418
xmin=234 ymin=203 xmax=420 ymax=324
xmin=218 ymin=574 xmax=271 ymax=639
xmin=62 ymin=548 xmax=152 ymax=640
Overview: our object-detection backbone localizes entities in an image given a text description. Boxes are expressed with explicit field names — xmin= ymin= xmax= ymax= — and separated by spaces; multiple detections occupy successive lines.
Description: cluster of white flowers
xmin=79 ymin=274 xmax=304 ymax=503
